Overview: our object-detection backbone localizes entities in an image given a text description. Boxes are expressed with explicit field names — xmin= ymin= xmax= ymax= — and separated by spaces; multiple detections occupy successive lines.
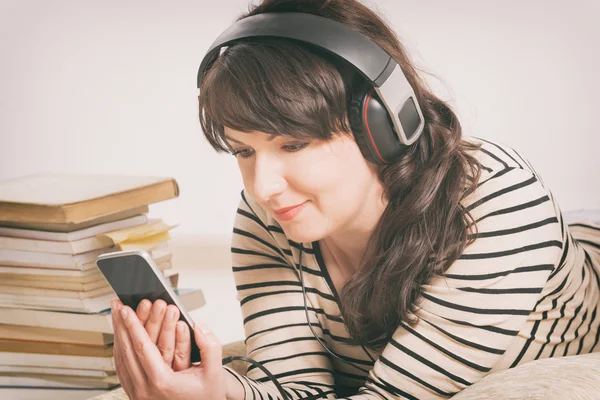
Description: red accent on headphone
xmin=363 ymin=90 xmax=385 ymax=163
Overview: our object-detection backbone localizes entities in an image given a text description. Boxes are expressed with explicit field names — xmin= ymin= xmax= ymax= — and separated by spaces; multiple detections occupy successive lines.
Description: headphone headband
xmin=196 ymin=12 xmax=396 ymax=89
xmin=197 ymin=11 xmax=426 ymax=161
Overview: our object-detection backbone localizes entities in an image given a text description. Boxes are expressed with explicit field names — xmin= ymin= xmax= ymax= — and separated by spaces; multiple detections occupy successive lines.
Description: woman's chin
xmin=280 ymin=224 xmax=324 ymax=245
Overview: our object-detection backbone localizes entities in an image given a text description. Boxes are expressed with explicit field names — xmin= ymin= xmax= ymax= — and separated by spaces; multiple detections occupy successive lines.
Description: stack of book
xmin=0 ymin=174 xmax=205 ymax=391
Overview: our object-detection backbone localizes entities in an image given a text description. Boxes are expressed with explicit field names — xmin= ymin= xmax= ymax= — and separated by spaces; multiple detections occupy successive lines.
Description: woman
xmin=110 ymin=0 xmax=600 ymax=399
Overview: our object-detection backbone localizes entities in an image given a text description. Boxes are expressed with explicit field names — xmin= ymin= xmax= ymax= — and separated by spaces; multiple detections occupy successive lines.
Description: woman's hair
xmin=199 ymin=0 xmax=482 ymax=347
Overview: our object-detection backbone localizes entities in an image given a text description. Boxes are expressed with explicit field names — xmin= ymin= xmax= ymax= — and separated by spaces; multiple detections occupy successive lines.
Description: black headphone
xmin=197 ymin=12 xmax=425 ymax=165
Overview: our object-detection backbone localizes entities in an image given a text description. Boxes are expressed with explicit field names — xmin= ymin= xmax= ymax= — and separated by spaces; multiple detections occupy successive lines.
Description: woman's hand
xmin=111 ymin=299 xmax=227 ymax=400
xmin=134 ymin=299 xmax=192 ymax=371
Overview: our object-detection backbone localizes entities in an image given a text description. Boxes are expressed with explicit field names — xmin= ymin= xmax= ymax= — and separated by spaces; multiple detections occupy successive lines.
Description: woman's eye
xmin=231 ymin=149 xmax=253 ymax=159
xmin=231 ymin=142 xmax=308 ymax=158
xmin=282 ymin=142 xmax=309 ymax=152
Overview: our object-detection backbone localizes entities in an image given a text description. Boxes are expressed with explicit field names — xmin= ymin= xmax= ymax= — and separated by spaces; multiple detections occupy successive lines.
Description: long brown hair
xmin=198 ymin=0 xmax=482 ymax=347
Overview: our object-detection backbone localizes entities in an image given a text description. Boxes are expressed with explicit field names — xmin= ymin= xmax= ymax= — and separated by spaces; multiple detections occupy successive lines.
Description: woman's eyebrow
xmin=224 ymin=134 xmax=279 ymax=144
xmin=224 ymin=135 xmax=244 ymax=144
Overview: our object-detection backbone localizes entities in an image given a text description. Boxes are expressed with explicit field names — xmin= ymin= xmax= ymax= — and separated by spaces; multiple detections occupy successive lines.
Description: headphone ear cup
xmin=363 ymin=90 xmax=405 ymax=163
xmin=348 ymin=86 xmax=405 ymax=164
xmin=349 ymin=99 xmax=378 ymax=164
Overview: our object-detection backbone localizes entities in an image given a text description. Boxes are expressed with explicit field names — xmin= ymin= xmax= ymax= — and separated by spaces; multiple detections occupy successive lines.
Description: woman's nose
xmin=251 ymin=155 xmax=287 ymax=202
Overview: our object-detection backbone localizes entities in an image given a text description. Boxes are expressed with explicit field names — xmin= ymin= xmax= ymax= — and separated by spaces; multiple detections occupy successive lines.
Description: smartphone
xmin=96 ymin=249 xmax=200 ymax=363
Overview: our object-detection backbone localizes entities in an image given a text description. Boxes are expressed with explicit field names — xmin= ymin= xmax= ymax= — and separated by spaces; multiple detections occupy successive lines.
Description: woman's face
xmin=224 ymin=127 xmax=385 ymax=243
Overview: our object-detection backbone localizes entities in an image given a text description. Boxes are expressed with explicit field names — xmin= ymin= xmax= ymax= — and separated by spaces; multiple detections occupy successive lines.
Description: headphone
xmin=197 ymin=12 xmax=425 ymax=164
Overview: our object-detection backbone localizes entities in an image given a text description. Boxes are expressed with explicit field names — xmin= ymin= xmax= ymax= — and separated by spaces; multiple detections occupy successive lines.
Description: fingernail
xmin=196 ymin=322 xmax=210 ymax=335
xmin=120 ymin=307 xmax=128 ymax=320
xmin=154 ymin=302 xmax=165 ymax=315
xmin=167 ymin=307 xmax=177 ymax=321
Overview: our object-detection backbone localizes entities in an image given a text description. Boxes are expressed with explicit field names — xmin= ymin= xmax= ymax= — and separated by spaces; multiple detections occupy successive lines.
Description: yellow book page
xmin=99 ymin=220 xmax=176 ymax=244
xmin=118 ymin=231 xmax=171 ymax=251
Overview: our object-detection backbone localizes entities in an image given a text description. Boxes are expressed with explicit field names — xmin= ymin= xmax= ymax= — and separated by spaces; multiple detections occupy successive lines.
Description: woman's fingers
xmin=111 ymin=301 xmax=147 ymax=390
xmin=111 ymin=300 xmax=135 ymax=397
xmin=193 ymin=322 xmax=222 ymax=378
xmin=111 ymin=298 xmax=124 ymax=330
xmin=145 ymin=300 xmax=167 ymax=343
xmin=173 ymin=321 xmax=192 ymax=371
xmin=119 ymin=305 xmax=169 ymax=383
xmin=112 ymin=303 xmax=148 ymax=388
xmin=157 ymin=305 xmax=180 ymax=367
xmin=113 ymin=340 xmax=135 ymax=398
xmin=136 ymin=299 xmax=152 ymax=326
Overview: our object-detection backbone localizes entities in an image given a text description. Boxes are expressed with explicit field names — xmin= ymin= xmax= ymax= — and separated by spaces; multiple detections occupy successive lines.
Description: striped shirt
xmin=223 ymin=137 xmax=600 ymax=399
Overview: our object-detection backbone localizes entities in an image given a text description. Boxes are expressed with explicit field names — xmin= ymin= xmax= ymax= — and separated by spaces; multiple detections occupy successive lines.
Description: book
xmin=0 ymin=291 xmax=122 ymax=313
xmin=0 ymin=206 xmax=149 ymax=232
xmin=0 ymin=269 xmax=103 ymax=282
xmin=0 ymin=173 xmax=179 ymax=230
xmin=0 ymin=287 xmax=206 ymax=334
xmin=0 ymin=265 xmax=104 ymax=278
xmin=0 ymin=260 xmax=172 ymax=285
xmin=1 ymin=276 xmax=108 ymax=291
xmin=0 ymin=325 xmax=113 ymax=346
xmin=0 ymin=339 xmax=113 ymax=357
xmin=0 ymin=220 xmax=173 ymax=255
xmin=0 ymin=214 xmax=147 ymax=242
xmin=0 ymin=247 xmax=117 ymax=270
xmin=0 ymin=232 xmax=170 ymax=269
xmin=0 ymin=373 xmax=119 ymax=389
xmin=0 ymin=365 xmax=114 ymax=378
xmin=164 ymin=269 xmax=179 ymax=289
xmin=0 ymin=249 xmax=173 ymax=278
xmin=0 ymin=235 xmax=115 ymax=255
xmin=0 ymin=270 xmax=178 ymax=292
xmin=0 ymin=284 xmax=113 ymax=299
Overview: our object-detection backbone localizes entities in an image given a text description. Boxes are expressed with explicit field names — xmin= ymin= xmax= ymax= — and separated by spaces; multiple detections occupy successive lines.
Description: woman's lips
xmin=273 ymin=201 xmax=308 ymax=222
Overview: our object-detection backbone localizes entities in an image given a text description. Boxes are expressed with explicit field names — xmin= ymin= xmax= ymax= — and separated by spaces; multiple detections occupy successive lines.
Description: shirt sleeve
xmin=226 ymin=166 xmax=564 ymax=400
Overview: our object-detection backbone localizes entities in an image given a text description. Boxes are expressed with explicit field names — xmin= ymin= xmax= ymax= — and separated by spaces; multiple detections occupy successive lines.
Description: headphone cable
xmin=222 ymin=355 xmax=336 ymax=400
xmin=222 ymin=355 xmax=291 ymax=400
xmin=297 ymin=244 xmax=370 ymax=374
xmin=219 ymin=243 xmax=374 ymax=400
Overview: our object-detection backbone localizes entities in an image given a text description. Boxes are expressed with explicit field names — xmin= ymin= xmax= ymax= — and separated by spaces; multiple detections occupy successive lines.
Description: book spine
xmin=0 ymin=203 xmax=67 ymax=224
xmin=0 ymin=308 xmax=113 ymax=333
xmin=0 ymin=352 xmax=115 ymax=371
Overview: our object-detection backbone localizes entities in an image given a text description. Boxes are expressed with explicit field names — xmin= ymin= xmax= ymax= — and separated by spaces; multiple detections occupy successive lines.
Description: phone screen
xmin=97 ymin=254 xmax=175 ymax=310
xmin=97 ymin=253 xmax=201 ymax=362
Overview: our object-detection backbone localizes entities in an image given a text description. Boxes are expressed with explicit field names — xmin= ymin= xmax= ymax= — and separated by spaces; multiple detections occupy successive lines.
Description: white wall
xmin=1 ymin=0 xmax=599 ymax=242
